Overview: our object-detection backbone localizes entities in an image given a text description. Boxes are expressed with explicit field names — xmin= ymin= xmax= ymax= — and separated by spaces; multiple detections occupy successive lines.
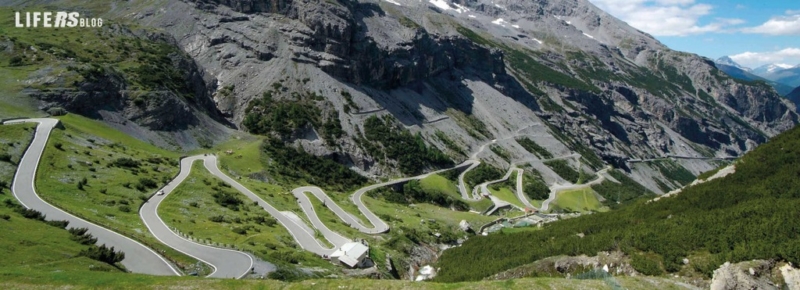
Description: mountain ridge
xmin=2 ymin=0 xmax=798 ymax=195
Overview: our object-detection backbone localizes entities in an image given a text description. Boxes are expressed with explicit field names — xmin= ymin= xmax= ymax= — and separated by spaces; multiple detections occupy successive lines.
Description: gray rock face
xmin=25 ymin=27 xmax=232 ymax=149
xmin=93 ymin=0 xmax=797 ymax=190
xmin=710 ymin=261 xmax=782 ymax=290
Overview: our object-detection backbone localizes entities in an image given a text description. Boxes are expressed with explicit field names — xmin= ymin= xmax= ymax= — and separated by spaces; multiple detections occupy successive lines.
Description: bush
xmin=137 ymin=177 xmax=157 ymax=189
xmin=111 ymin=158 xmax=140 ymax=168
xmin=232 ymin=227 xmax=247 ymax=235
xmin=208 ymin=215 xmax=225 ymax=223
xmin=16 ymin=208 xmax=45 ymax=221
xmin=68 ymin=227 xmax=98 ymax=245
xmin=0 ymin=153 xmax=11 ymax=162
xmin=212 ymin=190 xmax=243 ymax=211
xmin=79 ymin=244 xmax=125 ymax=265
xmin=251 ymin=215 xmax=277 ymax=227
xmin=9 ymin=55 xmax=23 ymax=66
xmin=45 ymin=220 xmax=70 ymax=229
xmin=54 ymin=143 xmax=63 ymax=150
xmin=118 ymin=205 xmax=131 ymax=213
xmin=631 ymin=253 xmax=664 ymax=276
xmin=1 ymin=214 xmax=10 ymax=220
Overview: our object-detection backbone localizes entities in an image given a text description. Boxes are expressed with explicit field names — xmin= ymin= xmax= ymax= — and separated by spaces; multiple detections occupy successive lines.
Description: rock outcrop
xmin=710 ymin=260 xmax=798 ymax=290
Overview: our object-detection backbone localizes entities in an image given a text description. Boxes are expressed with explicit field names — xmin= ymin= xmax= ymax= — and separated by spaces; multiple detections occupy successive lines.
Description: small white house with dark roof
xmin=330 ymin=242 xmax=369 ymax=268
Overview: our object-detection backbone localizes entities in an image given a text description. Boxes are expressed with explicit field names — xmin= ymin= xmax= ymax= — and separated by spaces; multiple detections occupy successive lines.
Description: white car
xmin=156 ymin=190 xmax=165 ymax=196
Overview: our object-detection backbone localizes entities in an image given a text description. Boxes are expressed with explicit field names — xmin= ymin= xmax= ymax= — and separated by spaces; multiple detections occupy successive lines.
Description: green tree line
xmin=435 ymin=124 xmax=800 ymax=282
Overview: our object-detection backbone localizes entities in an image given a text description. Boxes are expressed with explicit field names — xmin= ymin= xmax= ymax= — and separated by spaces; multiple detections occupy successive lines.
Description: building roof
xmin=330 ymin=242 xmax=369 ymax=267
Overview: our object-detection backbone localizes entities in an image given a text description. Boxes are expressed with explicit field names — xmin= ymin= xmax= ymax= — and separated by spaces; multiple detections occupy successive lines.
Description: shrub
xmin=118 ymin=205 xmax=131 ymax=213
xmin=631 ymin=253 xmax=664 ymax=276
xmin=79 ymin=244 xmax=125 ymax=265
xmin=212 ymin=190 xmax=243 ymax=211
xmin=68 ymin=227 xmax=98 ymax=245
xmin=45 ymin=220 xmax=70 ymax=229
xmin=0 ymin=153 xmax=11 ymax=162
xmin=111 ymin=157 xmax=140 ymax=168
xmin=137 ymin=177 xmax=157 ymax=190
xmin=232 ymin=227 xmax=247 ymax=235
xmin=1 ymin=214 xmax=10 ymax=220
xmin=208 ymin=215 xmax=225 ymax=223
xmin=16 ymin=208 xmax=45 ymax=221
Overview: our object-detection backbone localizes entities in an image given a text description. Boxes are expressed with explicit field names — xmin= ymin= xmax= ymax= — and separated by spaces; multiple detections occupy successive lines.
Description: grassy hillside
xmin=549 ymin=188 xmax=605 ymax=213
xmin=0 ymin=123 xmax=37 ymax=190
xmin=0 ymin=196 xmax=122 ymax=274
xmin=435 ymin=124 xmax=800 ymax=282
xmin=0 ymin=269 xmax=695 ymax=289
xmin=32 ymin=115 xmax=202 ymax=272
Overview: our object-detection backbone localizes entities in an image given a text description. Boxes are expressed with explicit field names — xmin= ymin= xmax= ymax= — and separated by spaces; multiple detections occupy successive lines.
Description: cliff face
xmin=114 ymin=0 xmax=799 ymax=191
xmin=30 ymin=0 xmax=798 ymax=192
xmin=6 ymin=24 xmax=233 ymax=149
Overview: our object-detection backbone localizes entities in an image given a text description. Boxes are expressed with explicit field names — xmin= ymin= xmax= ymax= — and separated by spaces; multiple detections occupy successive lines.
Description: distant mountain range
xmin=752 ymin=63 xmax=796 ymax=76
xmin=715 ymin=57 xmax=800 ymax=97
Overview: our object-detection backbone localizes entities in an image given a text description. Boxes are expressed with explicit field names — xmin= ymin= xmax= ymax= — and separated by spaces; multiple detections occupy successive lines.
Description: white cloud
xmin=588 ymin=0 xmax=743 ymax=36
xmin=742 ymin=10 xmax=800 ymax=35
xmin=729 ymin=48 xmax=800 ymax=68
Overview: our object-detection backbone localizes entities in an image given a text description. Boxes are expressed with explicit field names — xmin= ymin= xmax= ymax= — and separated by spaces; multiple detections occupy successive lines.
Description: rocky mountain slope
xmin=6 ymin=0 xmax=799 ymax=193
xmin=0 ymin=13 xmax=234 ymax=149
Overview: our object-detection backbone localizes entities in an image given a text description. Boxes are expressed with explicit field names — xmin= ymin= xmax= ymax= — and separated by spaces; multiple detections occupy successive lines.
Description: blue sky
xmin=587 ymin=0 xmax=800 ymax=68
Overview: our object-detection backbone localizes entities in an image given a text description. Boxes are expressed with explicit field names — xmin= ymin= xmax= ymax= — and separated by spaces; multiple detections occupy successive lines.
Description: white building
xmin=329 ymin=242 xmax=369 ymax=268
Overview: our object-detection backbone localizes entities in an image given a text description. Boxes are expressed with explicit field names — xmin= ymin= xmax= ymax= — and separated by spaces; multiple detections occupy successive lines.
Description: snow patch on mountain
xmin=492 ymin=18 xmax=508 ymax=27
xmin=429 ymin=0 xmax=452 ymax=11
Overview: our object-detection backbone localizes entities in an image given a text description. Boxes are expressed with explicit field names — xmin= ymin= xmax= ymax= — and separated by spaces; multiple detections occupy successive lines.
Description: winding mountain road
xmin=4 ymin=118 xmax=180 ymax=276
xmin=7 ymin=118 xmax=615 ymax=277
xmin=140 ymin=156 xmax=257 ymax=278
